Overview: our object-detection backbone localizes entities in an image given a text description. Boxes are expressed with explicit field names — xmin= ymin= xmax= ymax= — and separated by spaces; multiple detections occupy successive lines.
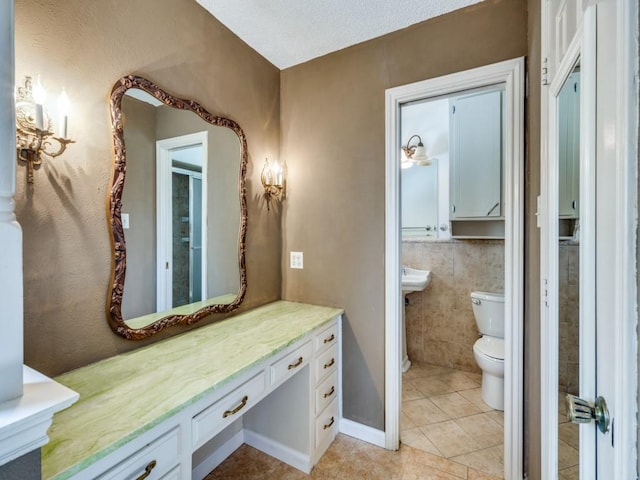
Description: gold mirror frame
xmin=107 ymin=75 xmax=248 ymax=340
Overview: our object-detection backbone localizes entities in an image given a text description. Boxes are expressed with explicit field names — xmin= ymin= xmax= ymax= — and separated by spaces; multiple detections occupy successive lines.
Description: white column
xmin=0 ymin=0 xmax=23 ymax=403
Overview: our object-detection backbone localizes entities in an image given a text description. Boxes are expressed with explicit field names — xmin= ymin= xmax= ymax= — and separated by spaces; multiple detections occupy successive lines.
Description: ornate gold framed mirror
xmin=107 ymin=75 xmax=247 ymax=340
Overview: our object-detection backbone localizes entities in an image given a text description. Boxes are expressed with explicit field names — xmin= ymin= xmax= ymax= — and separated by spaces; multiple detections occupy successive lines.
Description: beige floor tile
xmin=411 ymin=376 xmax=458 ymax=397
xmin=454 ymin=413 xmax=503 ymax=448
xmin=430 ymin=392 xmax=482 ymax=419
xmin=404 ymin=380 xmax=426 ymax=401
xmin=404 ymin=398 xmax=451 ymax=427
xmin=408 ymin=448 xmax=469 ymax=479
xmin=434 ymin=371 xmax=481 ymax=392
xmin=405 ymin=362 xmax=455 ymax=381
xmin=401 ymin=427 xmax=442 ymax=456
xmin=558 ymin=422 xmax=579 ymax=450
xmin=451 ymin=445 xmax=504 ymax=478
xmin=401 ymin=461 xmax=464 ymax=480
xmin=402 ymin=411 xmax=418 ymax=431
xmin=558 ymin=438 xmax=579 ymax=470
xmin=559 ymin=464 xmax=580 ymax=480
xmin=206 ymin=443 xmax=280 ymax=479
xmin=458 ymin=388 xmax=493 ymax=413
xmin=420 ymin=420 xmax=480 ymax=458
xmin=485 ymin=410 xmax=504 ymax=427
xmin=468 ymin=467 xmax=503 ymax=479
xmin=462 ymin=371 xmax=483 ymax=384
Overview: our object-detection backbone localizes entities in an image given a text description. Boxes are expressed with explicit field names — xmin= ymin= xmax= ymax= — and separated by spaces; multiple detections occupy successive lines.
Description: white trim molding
xmin=384 ymin=57 xmax=525 ymax=479
xmin=0 ymin=0 xmax=22 ymax=405
xmin=338 ymin=418 xmax=386 ymax=448
xmin=0 ymin=367 xmax=78 ymax=466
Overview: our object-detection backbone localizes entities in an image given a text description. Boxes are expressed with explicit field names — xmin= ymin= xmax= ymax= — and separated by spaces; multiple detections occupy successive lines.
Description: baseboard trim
xmin=244 ymin=429 xmax=312 ymax=473
xmin=192 ymin=430 xmax=244 ymax=480
xmin=338 ymin=418 xmax=386 ymax=448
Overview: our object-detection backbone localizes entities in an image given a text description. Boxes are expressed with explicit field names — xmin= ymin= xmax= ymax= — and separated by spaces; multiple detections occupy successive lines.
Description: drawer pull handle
xmin=223 ymin=395 xmax=248 ymax=418
xmin=288 ymin=357 xmax=304 ymax=370
xmin=324 ymin=386 xmax=335 ymax=398
xmin=324 ymin=358 xmax=335 ymax=369
xmin=323 ymin=334 xmax=335 ymax=344
xmin=323 ymin=416 xmax=335 ymax=430
xmin=135 ymin=460 xmax=157 ymax=480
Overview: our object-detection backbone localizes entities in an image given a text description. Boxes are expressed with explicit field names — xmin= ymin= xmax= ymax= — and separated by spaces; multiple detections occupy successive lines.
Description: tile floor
xmin=208 ymin=362 xmax=505 ymax=479
xmin=400 ymin=362 xmax=504 ymax=478
xmin=206 ymin=433 xmax=503 ymax=479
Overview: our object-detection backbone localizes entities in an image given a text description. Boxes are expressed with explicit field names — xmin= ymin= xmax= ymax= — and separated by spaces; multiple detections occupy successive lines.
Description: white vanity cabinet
xmin=449 ymin=88 xmax=505 ymax=238
xmin=42 ymin=302 xmax=343 ymax=480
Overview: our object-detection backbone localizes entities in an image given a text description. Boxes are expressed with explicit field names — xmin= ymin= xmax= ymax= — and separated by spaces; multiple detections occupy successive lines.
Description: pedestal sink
xmin=401 ymin=267 xmax=432 ymax=372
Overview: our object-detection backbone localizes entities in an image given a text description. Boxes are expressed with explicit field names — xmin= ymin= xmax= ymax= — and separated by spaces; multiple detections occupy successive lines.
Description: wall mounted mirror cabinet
xmin=107 ymin=75 xmax=248 ymax=340
xmin=400 ymin=86 xmax=505 ymax=239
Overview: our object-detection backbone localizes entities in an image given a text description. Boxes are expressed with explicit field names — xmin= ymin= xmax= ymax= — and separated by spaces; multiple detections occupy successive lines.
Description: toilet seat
xmin=473 ymin=336 xmax=504 ymax=361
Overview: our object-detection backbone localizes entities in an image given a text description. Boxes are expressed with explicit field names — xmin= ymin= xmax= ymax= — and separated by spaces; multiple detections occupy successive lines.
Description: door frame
xmin=539 ymin=9 xmax=596 ymax=477
xmin=156 ymin=131 xmax=208 ymax=311
xmin=540 ymin=1 xmax=638 ymax=477
xmin=384 ymin=57 xmax=525 ymax=479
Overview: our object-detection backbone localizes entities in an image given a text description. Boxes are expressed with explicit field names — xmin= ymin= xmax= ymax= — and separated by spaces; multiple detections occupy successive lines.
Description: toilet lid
xmin=474 ymin=336 xmax=504 ymax=360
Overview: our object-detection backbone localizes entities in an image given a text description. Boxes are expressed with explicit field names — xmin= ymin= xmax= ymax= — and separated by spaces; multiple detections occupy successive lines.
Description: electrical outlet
xmin=122 ymin=213 xmax=130 ymax=229
xmin=290 ymin=251 xmax=303 ymax=269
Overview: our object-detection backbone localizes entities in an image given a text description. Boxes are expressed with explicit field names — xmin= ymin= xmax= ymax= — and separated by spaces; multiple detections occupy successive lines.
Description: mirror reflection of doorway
xmin=156 ymin=134 xmax=208 ymax=312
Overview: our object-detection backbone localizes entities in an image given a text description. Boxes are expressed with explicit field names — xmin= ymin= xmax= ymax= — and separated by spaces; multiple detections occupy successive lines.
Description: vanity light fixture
xmin=15 ymin=76 xmax=75 ymax=184
xmin=261 ymin=157 xmax=284 ymax=209
xmin=401 ymin=134 xmax=432 ymax=168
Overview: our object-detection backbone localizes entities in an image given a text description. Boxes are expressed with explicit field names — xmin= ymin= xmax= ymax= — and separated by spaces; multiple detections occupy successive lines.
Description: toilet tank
xmin=470 ymin=291 xmax=505 ymax=338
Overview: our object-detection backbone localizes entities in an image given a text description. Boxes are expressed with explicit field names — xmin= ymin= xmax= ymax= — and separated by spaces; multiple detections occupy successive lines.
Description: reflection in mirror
xmin=108 ymin=76 xmax=247 ymax=339
xmin=557 ymin=63 xmax=580 ymax=477
xmin=400 ymin=96 xmax=449 ymax=238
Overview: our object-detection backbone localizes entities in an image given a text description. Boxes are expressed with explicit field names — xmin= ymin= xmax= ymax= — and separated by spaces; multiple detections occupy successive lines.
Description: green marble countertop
xmin=41 ymin=301 xmax=343 ymax=480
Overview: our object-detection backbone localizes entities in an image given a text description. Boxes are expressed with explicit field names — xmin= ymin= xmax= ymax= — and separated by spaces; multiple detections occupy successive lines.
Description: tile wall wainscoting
xmin=558 ymin=241 xmax=579 ymax=394
xmin=402 ymin=239 xmax=505 ymax=373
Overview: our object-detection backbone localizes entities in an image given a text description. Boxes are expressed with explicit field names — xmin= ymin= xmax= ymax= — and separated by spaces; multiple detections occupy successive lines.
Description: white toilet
xmin=470 ymin=291 xmax=505 ymax=411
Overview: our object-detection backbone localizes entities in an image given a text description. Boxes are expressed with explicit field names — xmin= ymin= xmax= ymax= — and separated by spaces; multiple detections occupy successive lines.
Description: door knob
xmin=565 ymin=394 xmax=610 ymax=433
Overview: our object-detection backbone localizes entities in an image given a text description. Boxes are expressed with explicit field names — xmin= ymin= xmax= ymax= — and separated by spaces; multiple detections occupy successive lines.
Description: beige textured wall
xmin=15 ymin=0 xmax=281 ymax=376
xmin=403 ymin=240 xmax=505 ymax=373
xmin=558 ymin=243 xmax=579 ymax=394
xmin=280 ymin=0 xmax=528 ymax=430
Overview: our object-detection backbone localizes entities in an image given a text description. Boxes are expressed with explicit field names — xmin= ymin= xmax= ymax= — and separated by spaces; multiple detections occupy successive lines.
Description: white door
xmin=541 ymin=1 xmax=637 ymax=478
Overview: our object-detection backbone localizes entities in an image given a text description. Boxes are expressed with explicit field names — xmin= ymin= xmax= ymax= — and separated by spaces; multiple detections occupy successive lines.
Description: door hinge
xmin=542 ymin=57 xmax=550 ymax=86
xmin=543 ymin=278 xmax=549 ymax=307
xmin=452 ymin=105 xmax=456 ymax=114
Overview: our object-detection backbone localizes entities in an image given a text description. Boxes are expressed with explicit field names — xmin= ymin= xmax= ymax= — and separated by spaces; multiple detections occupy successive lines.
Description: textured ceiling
xmin=195 ymin=0 xmax=486 ymax=69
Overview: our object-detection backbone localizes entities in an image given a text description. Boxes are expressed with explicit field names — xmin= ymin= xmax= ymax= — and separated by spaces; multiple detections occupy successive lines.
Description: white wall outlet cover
xmin=290 ymin=251 xmax=303 ymax=269
xmin=122 ymin=213 xmax=130 ymax=229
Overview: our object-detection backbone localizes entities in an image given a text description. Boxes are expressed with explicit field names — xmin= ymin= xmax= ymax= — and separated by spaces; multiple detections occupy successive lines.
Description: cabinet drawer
xmin=314 ymin=322 xmax=338 ymax=353
xmin=315 ymin=399 xmax=339 ymax=449
xmin=315 ymin=370 xmax=338 ymax=415
xmin=192 ymin=372 xmax=266 ymax=448
xmin=98 ymin=427 xmax=180 ymax=480
xmin=270 ymin=341 xmax=312 ymax=386
xmin=315 ymin=343 xmax=337 ymax=383
xmin=160 ymin=465 xmax=181 ymax=480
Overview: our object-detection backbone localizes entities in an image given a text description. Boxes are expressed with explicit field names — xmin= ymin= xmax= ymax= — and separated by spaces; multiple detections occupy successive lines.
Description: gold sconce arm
xmin=15 ymin=76 xmax=75 ymax=184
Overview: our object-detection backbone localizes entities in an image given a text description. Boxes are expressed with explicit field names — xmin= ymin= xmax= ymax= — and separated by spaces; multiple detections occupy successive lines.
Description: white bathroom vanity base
xmin=41 ymin=301 xmax=342 ymax=480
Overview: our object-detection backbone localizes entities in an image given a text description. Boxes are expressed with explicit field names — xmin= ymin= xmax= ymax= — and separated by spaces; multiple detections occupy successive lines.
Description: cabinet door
xmin=558 ymin=71 xmax=580 ymax=218
xmin=450 ymin=89 xmax=503 ymax=219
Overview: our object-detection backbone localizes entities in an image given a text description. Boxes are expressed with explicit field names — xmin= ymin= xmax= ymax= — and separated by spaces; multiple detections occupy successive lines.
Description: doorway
xmin=156 ymin=132 xmax=208 ymax=312
xmin=384 ymin=58 xmax=525 ymax=479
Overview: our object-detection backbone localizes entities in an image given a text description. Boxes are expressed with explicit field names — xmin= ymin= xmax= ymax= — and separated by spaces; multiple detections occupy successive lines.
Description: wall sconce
xmin=261 ymin=158 xmax=284 ymax=209
xmin=15 ymin=76 xmax=74 ymax=184
xmin=401 ymin=134 xmax=432 ymax=169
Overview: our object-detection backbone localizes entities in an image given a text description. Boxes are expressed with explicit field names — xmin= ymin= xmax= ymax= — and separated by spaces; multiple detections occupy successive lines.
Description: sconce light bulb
xmin=58 ymin=89 xmax=70 ymax=115
xmin=33 ymin=75 xmax=46 ymax=104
